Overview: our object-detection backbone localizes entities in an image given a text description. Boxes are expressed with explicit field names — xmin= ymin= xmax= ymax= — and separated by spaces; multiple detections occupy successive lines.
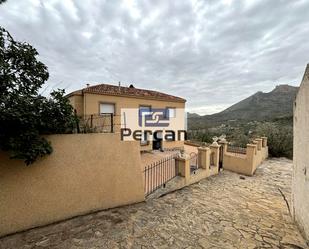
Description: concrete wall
xmin=222 ymin=138 xmax=268 ymax=176
xmin=176 ymin=144 xmax=220 ymax=187
xmin=292 ymin=64 xmax=309 ymax=240
xmin=0 ymin=133 xmax=145 ymax=237
xmin=69 ymin=94 xmax=84 ymax=116
xmin=151 ymin=145 xmax=221 ymax=199
xmin=223 ymin=153 xmax=255 ymax=176
xmin=163 ymin=140 xmax=184 ymax=150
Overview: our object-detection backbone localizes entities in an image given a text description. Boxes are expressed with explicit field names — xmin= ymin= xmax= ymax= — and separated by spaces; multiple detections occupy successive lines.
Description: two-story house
xmin=67 ymin=83 xmax=186 ymax=151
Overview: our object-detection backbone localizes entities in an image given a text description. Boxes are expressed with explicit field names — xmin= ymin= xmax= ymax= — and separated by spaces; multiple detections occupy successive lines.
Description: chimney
xmin=118 ymin=81 xmax=121 ymax=92
xmin=86 ymin=83 xmax=90 ymax=88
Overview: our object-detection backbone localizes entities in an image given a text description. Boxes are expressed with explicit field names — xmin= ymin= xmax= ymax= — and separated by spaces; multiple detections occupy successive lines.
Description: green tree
xmin=256 ymin=122 xmax=293 ymax=159
xmin=0 ymin=27 xmax=76 ymax=165
xmin=227 ymin=129 xmax=249 ymax=147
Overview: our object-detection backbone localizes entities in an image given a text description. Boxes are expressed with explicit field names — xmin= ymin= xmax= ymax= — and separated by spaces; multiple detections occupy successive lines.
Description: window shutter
xmin=100 ymin=103 xmax=115 ymax=114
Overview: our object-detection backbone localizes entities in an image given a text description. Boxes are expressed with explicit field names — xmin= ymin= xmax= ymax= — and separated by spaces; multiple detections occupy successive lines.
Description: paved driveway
xmin=0 ymin=158 xmax=307 ymax=249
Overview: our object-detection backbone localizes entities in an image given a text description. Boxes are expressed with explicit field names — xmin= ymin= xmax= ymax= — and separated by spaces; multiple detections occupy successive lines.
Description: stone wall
xmin=0 ymin=133 xmax=145 ymax=237
xmin=292 ymin=64 xmax=309 ymax=240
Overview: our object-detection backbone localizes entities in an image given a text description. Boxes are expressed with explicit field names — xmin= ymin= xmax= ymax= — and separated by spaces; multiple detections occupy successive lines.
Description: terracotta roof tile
xmin=67 ymin=83 xmax=186 ymax=103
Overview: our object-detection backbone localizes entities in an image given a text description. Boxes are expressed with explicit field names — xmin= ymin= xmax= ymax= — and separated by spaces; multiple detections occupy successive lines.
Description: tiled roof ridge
xmin=67 ymin=83 xmax=186 ymax=102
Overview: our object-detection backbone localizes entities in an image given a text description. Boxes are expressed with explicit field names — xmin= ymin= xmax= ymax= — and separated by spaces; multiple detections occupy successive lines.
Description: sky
xmin=1 ymin=0 xmax=309 ymax=115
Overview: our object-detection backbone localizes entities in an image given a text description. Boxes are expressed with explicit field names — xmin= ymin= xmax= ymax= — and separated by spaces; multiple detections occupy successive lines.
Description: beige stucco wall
xmin=223 ymin=153 xmax=254 ymax=176
xmin=292 ymin=64 xmax=309 ymax=240
xmin=174 ymin=145 xmax=220 ymax=188
xmin=69 ymin=93 xmax=185 ymax=119
xmin=138 ymin=137 xmax=184 ymax=152
xmin=69 ymin=94 xmax=84 ymax=116
xmin=68 ymin=93 xmax=186 ymax=151
xmin=163 ymin=140 xmax=184 ymax=149
xmin=0 ymin=133 xmax=145 ymax=237
xmin=222 ymin=139 xmax=268 ymax=176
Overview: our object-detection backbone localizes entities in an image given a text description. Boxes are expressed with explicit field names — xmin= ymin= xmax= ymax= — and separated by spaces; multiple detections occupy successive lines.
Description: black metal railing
xmin=227 ymin=145 xmax=246 ymax=155
xmin=143 ymin=154 xmax=178 ymax=196
xmin=77 ymin=114 xmax=122 ymax=133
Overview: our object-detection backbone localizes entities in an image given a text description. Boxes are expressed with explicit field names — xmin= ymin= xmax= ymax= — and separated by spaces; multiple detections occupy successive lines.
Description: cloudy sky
xmin=1 ymin=0 xmax=309 ymax=114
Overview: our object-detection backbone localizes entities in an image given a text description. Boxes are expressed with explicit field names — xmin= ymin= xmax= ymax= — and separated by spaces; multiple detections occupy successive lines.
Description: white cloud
xmin=0 ymin=0 xmax=308 ymax=115
xmin=187 ymin=104 xmax=232 ymax=115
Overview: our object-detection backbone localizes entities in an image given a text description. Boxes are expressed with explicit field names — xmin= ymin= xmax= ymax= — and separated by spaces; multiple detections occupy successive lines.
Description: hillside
xmin=188 ymin=84 xmax=298 ymax=129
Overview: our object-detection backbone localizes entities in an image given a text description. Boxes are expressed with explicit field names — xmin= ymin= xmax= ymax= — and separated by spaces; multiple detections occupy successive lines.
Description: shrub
xmin=255 ymin=122 xmax=293 ymax=159
xmin=227 ymin=131 xmax=249 ymax=147
xmin=0 ymin=27 xmax=76 ymax=165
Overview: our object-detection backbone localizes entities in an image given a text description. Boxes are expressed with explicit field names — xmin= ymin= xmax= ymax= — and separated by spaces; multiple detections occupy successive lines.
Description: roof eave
xmin=83 ymin=91 xmax=186 ymax=103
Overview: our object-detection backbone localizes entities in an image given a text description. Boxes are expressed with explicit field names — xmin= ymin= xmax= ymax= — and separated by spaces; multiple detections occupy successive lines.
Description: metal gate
xmin=219 ymin=144 xmax=224 ymax=171
xmin=143 ymin=154 xmax=178 ymax=196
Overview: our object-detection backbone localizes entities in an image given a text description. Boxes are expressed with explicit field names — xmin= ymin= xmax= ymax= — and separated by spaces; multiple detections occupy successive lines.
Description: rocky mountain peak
xmin=272 ymin=84 xmax=297 ymax=93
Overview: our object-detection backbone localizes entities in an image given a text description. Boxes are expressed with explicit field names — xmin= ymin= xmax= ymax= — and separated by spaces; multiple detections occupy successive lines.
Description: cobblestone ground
xmin=1 ymin=158 xmax=308 ymax=249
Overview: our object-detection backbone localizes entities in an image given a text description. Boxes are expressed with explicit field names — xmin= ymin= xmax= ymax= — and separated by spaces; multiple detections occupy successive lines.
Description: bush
xmin=187 ymin=130 xmax=214 ymax=144
xmin=255 ymin=122 xmax=293 ymax=159
xmin=0 ymin=27 xmax=76 ymax=165
xmin=227 ymin=131 xmax=249 ymax=147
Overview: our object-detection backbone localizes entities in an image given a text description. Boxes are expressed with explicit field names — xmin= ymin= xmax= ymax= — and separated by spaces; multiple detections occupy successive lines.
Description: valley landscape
xmin=187 ymin=84 xmax=298 ymax=158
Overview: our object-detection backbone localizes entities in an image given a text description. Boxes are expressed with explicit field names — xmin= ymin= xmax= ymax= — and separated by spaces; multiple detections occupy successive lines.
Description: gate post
xmin=176 ymin=156 xmax=190 ymax=183
xmin=219 ymin=141 xmax=228 ymax=154
xmin=261 ymin=137 xmax=268 ymax=159
xmin=255 ymin=138 xmax=262 ymax=151
xmin=197 ymin=147 xmax=210 ymax=170
xmin=261 ymin=137 xmax=268 ymax=148
xmin=218 ymin=141 xmax=228 ymax=170
xmin=210 ymin=143 xmax=220 ymax=175
xmin=246 ymin=144 xmax=257 ymax=175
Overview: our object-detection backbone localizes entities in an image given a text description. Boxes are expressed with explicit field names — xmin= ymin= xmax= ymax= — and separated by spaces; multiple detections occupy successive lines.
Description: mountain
xmin=187 ymin=112 xmax=200 ymax=119
xmin=188 ymin=84 xmax=299 ymax=129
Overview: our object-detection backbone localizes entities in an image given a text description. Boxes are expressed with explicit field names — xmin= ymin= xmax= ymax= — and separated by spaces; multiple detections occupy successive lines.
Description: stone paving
xmin=1 ymin=158 xmax=308 ymax=249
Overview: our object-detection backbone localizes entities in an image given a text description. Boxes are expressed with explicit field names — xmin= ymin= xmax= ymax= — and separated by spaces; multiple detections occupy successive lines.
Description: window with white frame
xmin=167 ymin=107 xmax=176 ymax=118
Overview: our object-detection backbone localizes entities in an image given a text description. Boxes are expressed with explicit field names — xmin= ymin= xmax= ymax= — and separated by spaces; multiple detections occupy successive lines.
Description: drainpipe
xmin=84 ymin=83 xmax=90 ymax=119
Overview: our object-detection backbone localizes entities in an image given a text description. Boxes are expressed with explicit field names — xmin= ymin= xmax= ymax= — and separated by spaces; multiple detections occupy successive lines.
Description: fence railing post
xmin=261 ymin=137 xmax=268 ymax=159
xmin=210 ymin=143 xmax=220 ymax=174
xmin=255 ymin=138 xmax=262 ymax=151
xmin=219 ymin=141 xmax=228 ymax=154
xmin=176 ymin=156 xmax=190 ymax=183
xmin=246 ymin=144 xmax=257 ymax=174
xmin=197 ymin=147 xmax=210 ymax=170
xmin=246 ymin=144 xmax=256 ymax=158
xmin=261 ymin=137 xmax=268 ymax=148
